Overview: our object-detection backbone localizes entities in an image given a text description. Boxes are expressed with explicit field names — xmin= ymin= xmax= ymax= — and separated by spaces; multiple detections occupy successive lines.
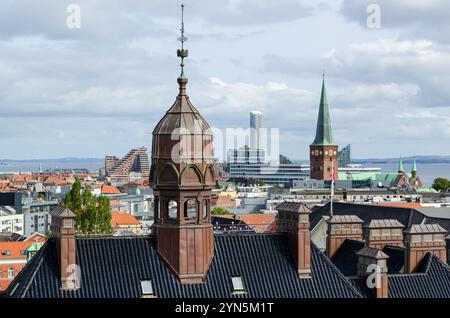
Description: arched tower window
xmin=184 ymin=199 xmax=197 ymax=220
xmin=203 ymin=200 xmax=208 ymax=219
xmin=154 ymin=197 xmax=160 ymax=221
xmin=167 ymin=200 xmax=178 ymax=220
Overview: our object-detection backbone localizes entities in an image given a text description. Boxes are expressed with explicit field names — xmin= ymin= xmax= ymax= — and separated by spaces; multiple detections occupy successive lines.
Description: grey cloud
xmin=339 ymin=0 xmax=450 ymax=43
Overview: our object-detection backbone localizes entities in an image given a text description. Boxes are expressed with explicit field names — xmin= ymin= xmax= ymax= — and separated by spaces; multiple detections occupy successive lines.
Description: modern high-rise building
xmin=106 ymin=147 xmax=150 ymax=178
xmin=250 ymin=111 xmax=263 ymax=150
xmin=105 ymin=155 xmax=119 ymax=176
xmin=338 ymin=144 xmax=351 ymax=168
xmin=309 ymin=76 xmax=339 ymax=180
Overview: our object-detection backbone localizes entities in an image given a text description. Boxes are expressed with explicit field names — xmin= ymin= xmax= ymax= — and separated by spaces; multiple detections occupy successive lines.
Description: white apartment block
xmin=0 ymin=214 xmax=24 ymax=235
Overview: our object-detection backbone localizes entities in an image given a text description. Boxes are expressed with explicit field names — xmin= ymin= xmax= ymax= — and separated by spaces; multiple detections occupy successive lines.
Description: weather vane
xmin=177 ymin=4 xmax=188 ymax=77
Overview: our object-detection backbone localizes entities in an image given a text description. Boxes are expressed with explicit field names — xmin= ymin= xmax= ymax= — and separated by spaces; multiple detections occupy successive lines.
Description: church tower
xmin=150 ymin=5 xmax=216 ymax=284
xmin=310 ymin=75 xmax=339 ymax=180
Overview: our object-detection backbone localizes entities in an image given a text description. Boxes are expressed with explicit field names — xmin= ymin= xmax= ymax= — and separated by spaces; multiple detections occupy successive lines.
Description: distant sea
xmin=1 ymin=159 xmax=449 ymax=187
xmin=0 ymin=158 xmax=103 ymax=174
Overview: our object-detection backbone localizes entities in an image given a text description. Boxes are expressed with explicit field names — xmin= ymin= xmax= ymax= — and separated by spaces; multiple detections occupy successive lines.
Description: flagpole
xmin=330 ymin=157 xmax=334 ymax=217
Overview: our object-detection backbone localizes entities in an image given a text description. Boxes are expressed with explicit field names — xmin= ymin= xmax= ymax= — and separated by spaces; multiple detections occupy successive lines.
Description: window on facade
xmin=1 ymin=250 xmax=11 ymax=256
xmin=434 ymin=234 xmax=444 ymax=242
xmin=381 ymin=229 xmax=390 ymax=236
xmin=20 ymin=250 xmax=27 ymax=255
xmin=423 ymin=234 xmax=433 ymax=242
xmin=391 ymin=228 xmax=402 ymax=236
xmin=411 ymin=235 xmax=422 ymax=243
xmin=231 ymin=276 xmax=245 ymax=293
xmin=7 ymin=268 xmax=14 ymax=279
xmin=342 ymin=224 xmax=351 ymax=230
xmin=332 ymin=224 xmax=341 ymax=231
xmin=184 ymin=199 xmax=197 ymax=220
xmin=351 ymin=224 xmax=360 ymax=230
xmin=168 ymin=200 xmax=178 ymax=220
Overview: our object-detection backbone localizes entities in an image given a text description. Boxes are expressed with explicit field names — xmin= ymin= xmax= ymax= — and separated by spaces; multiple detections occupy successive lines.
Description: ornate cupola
xmin=150 ymin=4 xmax=216 ymax=284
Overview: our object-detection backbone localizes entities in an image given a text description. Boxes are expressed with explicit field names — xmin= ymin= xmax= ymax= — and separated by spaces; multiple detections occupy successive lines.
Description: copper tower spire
xmin=177 ymin=4 xmax=188 ymax=79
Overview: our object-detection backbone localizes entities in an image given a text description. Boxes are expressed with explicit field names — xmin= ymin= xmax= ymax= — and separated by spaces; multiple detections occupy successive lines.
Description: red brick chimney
xmin=364 ymin=219 xmax=404 ymax=250
xmin=50 ymin=206 xmax=78 ymax=291
xmin=356 ymin=246 xmax=389 ymax=298
xmin=404 ymin=224 xmax=447 ymax=273
xmin=277 ymin=202 xmax=312 ymax=278
xmin=326 ymin=215 xmax=364 ymax=259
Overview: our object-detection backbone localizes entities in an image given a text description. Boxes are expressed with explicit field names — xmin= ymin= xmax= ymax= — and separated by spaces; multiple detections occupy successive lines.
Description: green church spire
xmin=311 ymin=74 xmax=335 ymax=146
xmin=398 ymin=158 xmax=404 ymax=173
xmin=411 ymin=160 xmax=417 ymax=172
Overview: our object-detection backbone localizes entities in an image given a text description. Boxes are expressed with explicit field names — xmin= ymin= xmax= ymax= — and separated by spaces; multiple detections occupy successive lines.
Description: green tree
xmin=97 ymin=195 xmax=112 ymax=233
xmin=432 ymin=177 xmax=450 ymax=192
xmin=64 ymin=180 xmax=112 ymax=234
xmin=211 ymin=207 xmax=232 ymax=215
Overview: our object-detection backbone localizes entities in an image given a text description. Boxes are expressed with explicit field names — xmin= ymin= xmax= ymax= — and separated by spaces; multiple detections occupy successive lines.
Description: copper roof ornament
xmin=177 ymin=4 xmax=188 ymax=95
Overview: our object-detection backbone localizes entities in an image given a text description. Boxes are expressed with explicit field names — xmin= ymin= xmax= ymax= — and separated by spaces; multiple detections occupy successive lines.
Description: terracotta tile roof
xmin=369 ymin=202 xmax=423 ymax=209
xmin=101 ymin=185 xmax=121 ymax=194
xmin=24 ymin=233 xmax=47 ymax=243
xmin=0 ymin=242 xmax=33 ymax=259
xmin=111 ymin=212 xmax=140 ymax=227
xmin=238 ymin=214 xmax=277 ymax=234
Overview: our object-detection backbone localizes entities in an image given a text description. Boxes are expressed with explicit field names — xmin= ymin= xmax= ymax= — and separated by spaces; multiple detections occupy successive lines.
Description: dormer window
xmin=140 ymin=280 xmax=155 ymax=298
xmin=231 ymin=276 xmax=245 ymax=294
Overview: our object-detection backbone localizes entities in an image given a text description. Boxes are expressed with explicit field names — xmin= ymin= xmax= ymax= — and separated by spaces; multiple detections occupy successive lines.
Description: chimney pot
xmin=356 ymin=246 xmax=389 ymax=298
xmin=404 ymin=224 xmax=447 ymax=273
xmin=277 ymin=202 xmax=312 ymax=278
xmin=50 ymin=206 xmax=78 ymax=291
xmin=326 ymin=215 xmax=364 ymax=259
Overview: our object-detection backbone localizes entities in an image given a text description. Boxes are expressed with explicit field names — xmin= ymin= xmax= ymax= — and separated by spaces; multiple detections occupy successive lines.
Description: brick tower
xmin=149 ymin=5 xmax=216 ymax=284
xmin=310 ymin=75 xmax=338 ymax=180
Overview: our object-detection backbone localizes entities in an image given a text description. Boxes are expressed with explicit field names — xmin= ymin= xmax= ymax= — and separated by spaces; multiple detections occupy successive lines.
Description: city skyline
xmin=0 ymin=1 xmax=450 ymax=160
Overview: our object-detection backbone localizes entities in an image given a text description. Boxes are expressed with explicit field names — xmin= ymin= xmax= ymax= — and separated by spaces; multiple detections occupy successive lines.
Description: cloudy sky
xmin=1 ymin=0 xmax=450 ymax=160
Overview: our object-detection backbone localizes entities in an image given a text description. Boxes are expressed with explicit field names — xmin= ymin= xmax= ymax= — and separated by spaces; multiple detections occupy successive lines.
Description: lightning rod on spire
xmin=177 ymin=4 xmax=188 ymax=78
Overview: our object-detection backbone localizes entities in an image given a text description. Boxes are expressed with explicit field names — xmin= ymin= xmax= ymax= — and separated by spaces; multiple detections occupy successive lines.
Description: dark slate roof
xmin=331 ymin=239 xmax=364 ymax=277
xmin=277 ymin=202 xmax=311 ymax=213
xmin=382 ymin=245 xmax=405 ymax=274
xmin=350 ymin=253 xmax=450 ymax=298
xmin=349 ymin=252 xmax=450 ymax=298
xmin=332 ymin=240 xmax=406 ymax=277
xmin=310 ymin=202 xmax=450 ymax=233
xmin=2 ymin=234 xmax=362 ymax=298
